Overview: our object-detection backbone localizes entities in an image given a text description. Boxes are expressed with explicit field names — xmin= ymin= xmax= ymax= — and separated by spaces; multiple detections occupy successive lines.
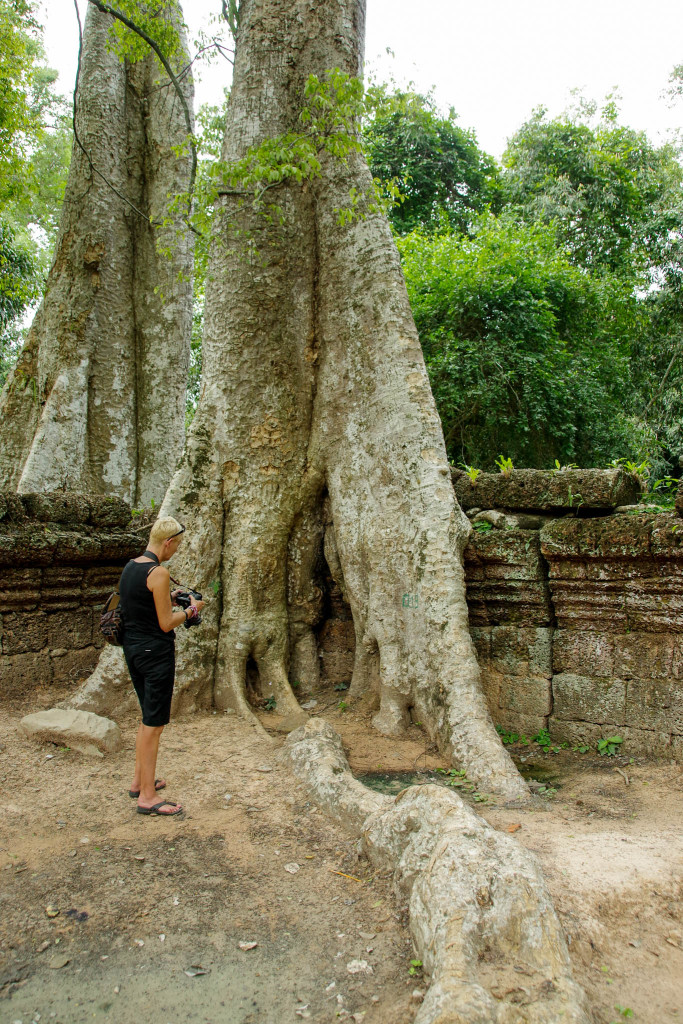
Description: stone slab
xmin=453 ymin=467 xmax=640 ymax=512
xmin=19 ymin=708 xmax=122 ymax=756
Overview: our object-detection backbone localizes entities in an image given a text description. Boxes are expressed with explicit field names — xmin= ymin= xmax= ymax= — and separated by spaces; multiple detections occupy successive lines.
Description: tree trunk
xmin=154 ymin=0 xmax=525 ymax=800
xmin=0 ymin=3 xmax=194 ymax=506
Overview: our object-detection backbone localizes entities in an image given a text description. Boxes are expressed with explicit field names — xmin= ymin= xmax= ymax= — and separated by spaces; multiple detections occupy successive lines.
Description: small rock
xmin=284 ymin=862 xmax=300 ymax=874
xmin=45 ymin=905 xmax=59 ymax=918
xmin=412 ymin=989 xmax=425 ymax=1001
xmin=159 ymin=934 xmax=165 ymax=942
xmin=184 ymin=965 xmax=210 ymax=977
xmin=133 ymin=855 xmax=145 ymax=862
xmin=256 ymin=766 xmax=273 ymax=773
xmin=80 ymin=837 xmax=90 ymax=845
xmin=69 ymin=850 xmax=77 ymax=857
xmin=114 ymin=986 xmax=120 ymax=994
xmin=629 ymin=939 xmax=642 ymax=948
xmin=325 ymin=981 xmax=336 ymax=991
xmin=49 ymin=955 xmax=70 ymax=969
xmin=38 ymin=940 xmax=50 ymax=952
xmin=347 ymin=959 xmax=373 ymax=975
xmin=358 ymin=931 xmax=376 ymax=940
xmin=238 ymin=941 xmax=258 ymax=951
xmin=370 ymin=995 xmax=380 ymax=1003
xmin=223 ymin=793 xmax=232 ymax=802
xmin=300 ymin=700 xmax=317 ymax=710
xmin=134 ymin=939 xmax=144 ymax=947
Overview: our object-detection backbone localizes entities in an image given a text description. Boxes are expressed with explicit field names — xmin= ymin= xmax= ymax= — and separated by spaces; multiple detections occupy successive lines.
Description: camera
xmin=174 ymin=588 xmax=203 ymax=628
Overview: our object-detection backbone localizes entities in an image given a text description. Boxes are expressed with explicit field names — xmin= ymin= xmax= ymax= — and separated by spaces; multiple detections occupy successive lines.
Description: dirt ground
xmin=1 ymin=685 xmax=682 ymax=1024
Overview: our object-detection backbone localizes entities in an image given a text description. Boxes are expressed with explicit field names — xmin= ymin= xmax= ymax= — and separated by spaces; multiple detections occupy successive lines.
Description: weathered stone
xmin=1 ymin=611 xmax=48 ymax=654
xmin=547 ymin=580 xmax=628 ymax=631
xmin=41 ymin=567 xmax=84 ymax=610
xmin=21 ymin=492 xmax=91 ymax=525
xmin=614 ymin=633 xmax=674 ymax=680
xmin=51 ymin=646 xmax=100 ymax=685
xmin=82 ymin=565 xmax=124 ymax=605
xmin=494 ymin=710 xmax=548 ymax=740
xmin=0 ymin=650 xmax=52 ymax=697
xmin=465 ymin=531 xmax=552 ymax=627
xmin=88 ymin=496 xmax=133 ymax=528
xmin=20 ymin=708 xmax=122 ymax=756
xmin=553 ymin=630 xmax=615 ymax=676
xmin=47 ymin=608 xmax=94 ymax=650
xmin=549 ymin=721 xmax=602 ymax=750
xmin=497 ymin=673 xmax=552 ymax=718
xmin=615 ymin=726 xmax=676 ymax=759
xmin=624 ymin=678 xmax=683 ymax=734
xmin=452 ymin=467 xmax=640 ymax=513
xmin=0 ymin=567 xmax=42 ymax=611
xmin=491 ymin=626 xmax=552 ymax=678
xmin=552 ymin=673 xmax=626 ymax=725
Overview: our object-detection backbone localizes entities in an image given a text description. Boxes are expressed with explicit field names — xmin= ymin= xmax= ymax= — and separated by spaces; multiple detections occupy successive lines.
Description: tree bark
xmin=0 ymin=3 xmax=194 ymax=506
xmin=154 ymin=0 xmax=526 ymax=799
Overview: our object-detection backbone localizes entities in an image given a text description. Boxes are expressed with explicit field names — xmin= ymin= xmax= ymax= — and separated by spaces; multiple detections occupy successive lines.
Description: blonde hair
xmin=149 ymin=516 xmax=183 ymax=545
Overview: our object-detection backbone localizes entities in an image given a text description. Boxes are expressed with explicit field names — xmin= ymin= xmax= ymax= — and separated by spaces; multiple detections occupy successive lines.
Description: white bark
xmin=159 ymin=0 xmax=526 ymax=799
xmin=0 ymin=3 xmax=194 ymax=506
xmin=74 ymin=0 xmax=526 ymax=801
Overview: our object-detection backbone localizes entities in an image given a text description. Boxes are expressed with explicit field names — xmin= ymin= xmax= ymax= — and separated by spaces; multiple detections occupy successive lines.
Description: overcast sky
xmin=42 ymin=0 xmax=682 ymax=158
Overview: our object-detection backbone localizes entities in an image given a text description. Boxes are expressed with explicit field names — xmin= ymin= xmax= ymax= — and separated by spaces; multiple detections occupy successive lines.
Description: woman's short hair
xmin=149 ymin=517 xmax=184 ymax=545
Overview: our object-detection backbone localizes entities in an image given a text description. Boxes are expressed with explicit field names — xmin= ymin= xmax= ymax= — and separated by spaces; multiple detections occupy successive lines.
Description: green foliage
xmin=495 ymin=455 xmax=514 ymax=475
xmin=398 ymin=213 xmax=643 ymax=470
xmin=460 ymin=463 xmax=481 ymax=482
xmin=503 ymin=97 xmax=683 ymax=280
xmin=597 ymin=736 xmax=623 ymax=757
xmin=408 ymin=959 xmax=423 ymax=976
xmin=363 ymin=88 xmax=502 ymax=234
xmin=472 ymin=520 xmax=493 ymax=534
xmin=263 ymin=695 xmax=277 ymax=711
xmin=0 ymin=219 xmax=39 ymax=386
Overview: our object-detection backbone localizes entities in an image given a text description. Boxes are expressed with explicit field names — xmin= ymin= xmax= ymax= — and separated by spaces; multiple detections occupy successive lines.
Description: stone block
xmin=41 ymin=567 xmax=84 ymax=610
xmin=497 ymin=673 xmax=552 ymax=717
xmin=0 ymin=650 xmax=52 ymax=697
xmin=19 ymin=708 xmax=122 ymax=756
xmin=614 ymin=633 xmax=674 ymax=679
xmin=615 ymin=726 xmax=675 ymax=759
xmin=452 ymin=467 xmax=639 ymax=512
xmin=625 ymin=578 xmax=683 ymax=633
xmin=548 ymin=580 xmax=628 ymax=631
xmin=670 ymin=736 xmax=683 ymax=763
xmin=468 ymin=626 xmax=491 ymax=662
xmin=0 ymin=528 xmax=57 ymax=566
xmin=492 ymin=709 xmax=547 ymax=740
xmin=624 ymin=678 xmax=683 ymax=733
xmin=548 ymin=720 xmax=603 ymax=750
xmin=88 ymin=496 xmax=132 ymax=528
xmin=0 ymin=567 xmax=42 ymax=611
xmin=466 ymin=580 xmax=553 ymax=627
xmin=51 ymin=530 xmax=101 ymax=564
xmin=1 ymin=611 xmax=48 ymax=654
xmin=650 ymin=517 xmax=683 ymax=558
xmin=51 ymin=646 xmax=100 ymax=685
xmin=21 ymin=492 xmax=91 ymax=525
xmin=99 ymin=531 xmax=144 ymax=562
xmin=47 ymin=608 xmax=94 ymax=650
xmin=82 ymin=565 xmax=123 ymax=605
xmin=552 ymin=672 xmax=626 ymax=725
xmin=553 ymin=630 xmax=615 ymax=676
xmin=491 ymin=626 xmax=552 ymax=678
xmin=476 ymin=664 xmax=500 ymax=715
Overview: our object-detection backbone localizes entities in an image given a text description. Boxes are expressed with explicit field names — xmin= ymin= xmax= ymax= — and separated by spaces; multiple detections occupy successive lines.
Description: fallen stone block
xmin=20 ymin=708 xmax=122 ymax=756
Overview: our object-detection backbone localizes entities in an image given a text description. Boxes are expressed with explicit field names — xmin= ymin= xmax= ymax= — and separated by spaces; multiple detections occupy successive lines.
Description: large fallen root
xmin=281 ymin=719 xmax=589 ymax=1024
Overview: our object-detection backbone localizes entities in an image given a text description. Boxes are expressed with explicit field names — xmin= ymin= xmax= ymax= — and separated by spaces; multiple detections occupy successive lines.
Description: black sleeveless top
xmin=119 ymin=557 xmax=174 ymax=646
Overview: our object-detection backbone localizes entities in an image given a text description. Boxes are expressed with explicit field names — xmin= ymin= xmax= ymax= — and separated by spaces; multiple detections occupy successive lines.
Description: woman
xmin=119 ymin=516 xmax=205 ymax=816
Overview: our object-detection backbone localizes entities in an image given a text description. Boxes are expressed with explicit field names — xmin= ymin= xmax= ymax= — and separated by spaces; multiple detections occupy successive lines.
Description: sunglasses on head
xmin=168 ymin=524 xmax=186 ymax=539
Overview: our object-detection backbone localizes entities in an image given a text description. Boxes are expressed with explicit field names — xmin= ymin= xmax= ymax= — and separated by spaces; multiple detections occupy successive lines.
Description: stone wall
xmin=0 ymin=492 xmax=143 ymax=699
xmin=319 ymin=468 xmax=683 ymax=762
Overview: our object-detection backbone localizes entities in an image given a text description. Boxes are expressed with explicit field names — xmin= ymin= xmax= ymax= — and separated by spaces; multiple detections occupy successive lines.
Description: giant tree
xmin=0 ymin=1 xmax=195 ymax=505
xmin=80 ymin=0 xmax=526 ymax=800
